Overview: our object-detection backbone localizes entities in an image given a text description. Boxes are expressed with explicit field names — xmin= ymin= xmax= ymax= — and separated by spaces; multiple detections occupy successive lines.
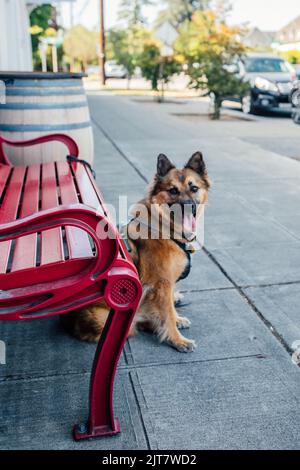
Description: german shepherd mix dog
xmin=61 ymin=152 xmax=210 ymax=352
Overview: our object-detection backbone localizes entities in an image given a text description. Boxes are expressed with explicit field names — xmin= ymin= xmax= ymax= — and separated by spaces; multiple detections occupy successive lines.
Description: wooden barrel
xmin=0 ymin=72 xmax=94 ymax=165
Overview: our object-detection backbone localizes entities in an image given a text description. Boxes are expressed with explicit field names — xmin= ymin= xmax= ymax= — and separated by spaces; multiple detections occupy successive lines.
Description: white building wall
xmin=0 ymin=0 xmax=33 ymax=71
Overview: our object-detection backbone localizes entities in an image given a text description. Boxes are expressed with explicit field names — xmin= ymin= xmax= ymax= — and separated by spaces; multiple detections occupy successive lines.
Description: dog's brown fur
xmin=61 ymin=152 xmax=210 ymax=352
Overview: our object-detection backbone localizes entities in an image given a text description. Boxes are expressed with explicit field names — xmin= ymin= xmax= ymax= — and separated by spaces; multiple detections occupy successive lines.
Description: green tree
xmin=106 ymin=26 xmax=151 ymax=86
xmin=156 ymin=0 xmax=210 ymax=28
xmin=29 ymin=4 xmax=54 ymax=69
xmin=176 ymin=10 xmax=249 ymax=119
xmin=118 ymin=0 xmax=154 ymax=26
xmin=156 ymin=0 xmax=232 ymax=28
xmin=214 ymin=0 xmax=232 ymax=19
xmin=281 ymin=50 xmax=300 ymax=65
xmin=138 ymin=41 xmax=180 ymax=100
xmin=63 ymin=25 xmax=97 ymax=71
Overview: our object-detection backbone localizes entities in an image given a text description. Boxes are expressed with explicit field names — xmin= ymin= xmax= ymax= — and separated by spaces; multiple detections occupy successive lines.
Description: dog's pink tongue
xmin=183 ymin=213 xmax=196 ymax=235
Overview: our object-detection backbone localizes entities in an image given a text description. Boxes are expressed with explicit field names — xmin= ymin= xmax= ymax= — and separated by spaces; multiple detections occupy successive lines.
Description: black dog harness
xmin=173 ymin=239 xmax=192 ymax=282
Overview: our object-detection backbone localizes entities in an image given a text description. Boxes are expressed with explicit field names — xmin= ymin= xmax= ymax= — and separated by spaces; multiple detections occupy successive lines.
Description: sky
xmin=60 ymin=0 xmax=300 ymax=32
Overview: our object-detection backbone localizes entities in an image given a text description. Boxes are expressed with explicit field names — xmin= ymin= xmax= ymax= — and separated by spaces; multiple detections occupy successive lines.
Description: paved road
xmin=223 ymin=102 xmax=300 ymax=161
xmin=0 ymin=93 xmax=300 ymax=450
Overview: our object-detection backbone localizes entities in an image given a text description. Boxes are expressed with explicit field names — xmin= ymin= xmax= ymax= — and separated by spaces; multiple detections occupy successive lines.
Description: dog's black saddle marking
xmin=173 ymin=240 xmax=192 ymax=282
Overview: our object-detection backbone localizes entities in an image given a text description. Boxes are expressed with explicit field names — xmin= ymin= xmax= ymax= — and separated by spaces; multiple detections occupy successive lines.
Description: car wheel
xmin=241 ymin=93 xmax=255 ymax=114
xmin=291 ymin=89 xmax=300 ymax=107
xmin=292 ymin=109 xmax=300 ymax=124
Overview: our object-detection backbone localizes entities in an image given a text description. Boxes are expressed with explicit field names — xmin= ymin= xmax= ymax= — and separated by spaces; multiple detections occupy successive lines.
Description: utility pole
xmin=99 ymin=0 xmax=106 ymax=85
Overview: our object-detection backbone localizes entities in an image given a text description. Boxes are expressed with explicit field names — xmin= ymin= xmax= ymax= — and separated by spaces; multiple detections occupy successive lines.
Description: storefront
xmin=0 ymin=0 xmax=76 ymax=72
xmin=0 ymin=0 xmax=33 ymax=71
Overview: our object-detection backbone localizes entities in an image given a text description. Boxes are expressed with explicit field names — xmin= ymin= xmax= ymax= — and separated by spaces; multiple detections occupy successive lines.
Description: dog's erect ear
xmin=185 ymin=151 xmax=206 ymax=175
xmin=157 ymin=154 xmax=175 ymax=177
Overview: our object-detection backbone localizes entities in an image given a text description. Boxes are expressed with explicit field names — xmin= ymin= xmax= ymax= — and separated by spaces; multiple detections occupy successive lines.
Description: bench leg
xmin=73 ymin=307 xmax=136 ymax=440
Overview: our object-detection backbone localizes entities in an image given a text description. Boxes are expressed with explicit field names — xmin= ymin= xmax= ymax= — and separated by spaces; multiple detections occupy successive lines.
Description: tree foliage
xmin=138 ymin=41 xmax=180 ymax=98
xmin=63 ymin=25 xmax=97 ymax=71
xmin=106 ymin=26 xmax=151 ymax=80
xmin=118 ymin=0 xmax=154 ymax=26
xmin=175 ymin=10 xmax=249 ymax=118
xmin=281 ymin=49 xmax=300 ymax=65
xmin=29 ymin=4 xmax=54 ymax=69
xmin=156 ymin=0 xmax=232 ymax=28
xmin=156 ymin=0 xmax=210 ymax=28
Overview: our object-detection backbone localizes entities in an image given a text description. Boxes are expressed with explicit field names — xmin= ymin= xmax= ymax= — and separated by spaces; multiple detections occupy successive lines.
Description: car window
xmin=244 ymin=58 xmax=292 ymax=73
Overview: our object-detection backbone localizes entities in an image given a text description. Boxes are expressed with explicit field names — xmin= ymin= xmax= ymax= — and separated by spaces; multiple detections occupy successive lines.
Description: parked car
xmin=227 ymin=53 xmax=296 ymax=114
xmin=290 ymin=80 xmax=300 ymax=124
xmin=105 ymin=60 xmax=127 ymax=79
xmin=86 ymin=65 xmax=100 ymax=76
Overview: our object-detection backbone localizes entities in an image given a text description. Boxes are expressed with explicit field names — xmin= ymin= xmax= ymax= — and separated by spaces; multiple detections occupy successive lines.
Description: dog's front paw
xmin=176 ymin=316 xmax=191 ymax=329
xmin=169 ymin=337 xmax=196 ymax=353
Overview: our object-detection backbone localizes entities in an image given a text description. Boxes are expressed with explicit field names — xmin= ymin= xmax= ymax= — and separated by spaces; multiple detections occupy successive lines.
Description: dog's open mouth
xmin=183 ymin=211 xmax=196 ymax=234
xmin=181 ymin=202 xmax=197 ymax=239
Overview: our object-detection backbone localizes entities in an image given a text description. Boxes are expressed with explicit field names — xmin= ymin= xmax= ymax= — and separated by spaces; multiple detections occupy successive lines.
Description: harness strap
xmin=121 ymin=218 xmax=194 ymax=282
xmin=172 ymin=239 xmax=192 ymax=282
xmin=67 ymin=155 xmax=96 ymax=178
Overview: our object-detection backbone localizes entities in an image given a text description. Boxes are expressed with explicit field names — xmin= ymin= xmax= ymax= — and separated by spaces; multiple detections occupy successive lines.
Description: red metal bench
xmin=0 ymin=134 xmax=142 ymax=440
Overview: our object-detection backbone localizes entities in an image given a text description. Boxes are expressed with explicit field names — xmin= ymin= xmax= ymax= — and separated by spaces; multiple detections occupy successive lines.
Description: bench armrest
xmin=0 ymin=134 xmax=79 ymax=165
xmin=0 ymin=204 xmax=118 ymax=275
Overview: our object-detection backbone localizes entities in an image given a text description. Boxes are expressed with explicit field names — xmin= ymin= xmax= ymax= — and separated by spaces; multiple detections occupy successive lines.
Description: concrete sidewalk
xmin=0 ymin=94 xmax=300 ymax=450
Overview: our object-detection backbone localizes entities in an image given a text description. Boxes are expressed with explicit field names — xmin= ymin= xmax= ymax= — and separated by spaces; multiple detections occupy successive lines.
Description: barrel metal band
xmin=0 ymin=122 xmax=91 ymax=132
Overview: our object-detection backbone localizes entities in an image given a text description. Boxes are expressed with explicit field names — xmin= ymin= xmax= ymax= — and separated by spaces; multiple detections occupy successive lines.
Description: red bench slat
xmin=73 ymin=163 xmax=105 ymax=216
xmin=56 ymin=162 xmax=94 ymax=259
xmin=0 ymin=166 xmax=26 ymax=273
xmin=11 ymin=165 xmax=40 ymax=271
xmin=40 ymin=162 xmax=64 ymax=265
xmin=0 ymin=162 xmax=98 ymax=273
xmin=0 ymin=165 xmax=11 ymax=200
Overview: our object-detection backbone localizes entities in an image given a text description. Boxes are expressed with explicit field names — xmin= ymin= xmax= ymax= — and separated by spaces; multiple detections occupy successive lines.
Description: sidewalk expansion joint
xmin=91 ymin=117 xmax=149 ymax=183
xmin=0 ymin=353 xmax=266 ymax=383
xmin=168 ymin=279 xmax=300 ymax=295
xmin=0 ymin=369 xmax=91 ymax=384
xmin=241 ymin=279 xmax=300 ymax=289
xmin=119 ymin=353 xmax=267 ymax=370
xmin=128 ymin=371 xmax=152 ymax=450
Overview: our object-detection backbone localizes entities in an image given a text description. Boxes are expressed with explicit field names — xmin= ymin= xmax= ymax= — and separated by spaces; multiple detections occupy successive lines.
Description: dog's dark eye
xmin=190 ymin=185 xmax=199 ymax=193
xmin=169 ymin=187 xmax=179 ymax=195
